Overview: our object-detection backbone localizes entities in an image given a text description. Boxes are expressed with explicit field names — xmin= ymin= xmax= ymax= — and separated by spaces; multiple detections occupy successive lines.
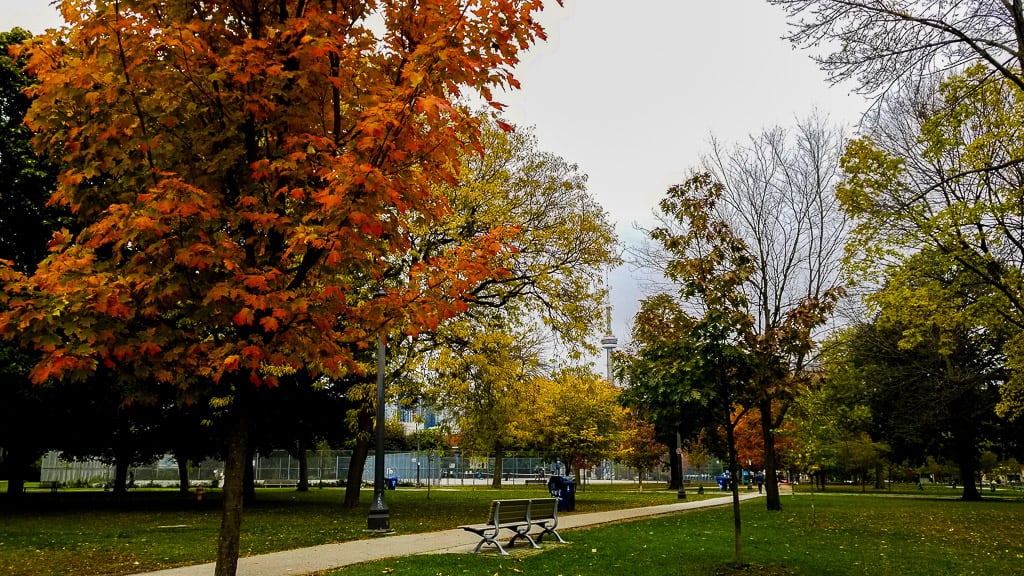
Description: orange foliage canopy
xmin=0 ymin=0 xmax=558 ymax=390
xmin=732 ymin=407 xmax=796 ymax=471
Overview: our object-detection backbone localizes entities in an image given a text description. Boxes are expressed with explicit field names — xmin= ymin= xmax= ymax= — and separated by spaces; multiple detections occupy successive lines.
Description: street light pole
xmin=367 ymin=332 xmax=391 ymax=532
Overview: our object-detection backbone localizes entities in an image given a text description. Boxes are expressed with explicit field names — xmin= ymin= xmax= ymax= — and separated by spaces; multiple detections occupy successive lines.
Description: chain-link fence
xmin=40 ymin=449 xmax=730 ymax=488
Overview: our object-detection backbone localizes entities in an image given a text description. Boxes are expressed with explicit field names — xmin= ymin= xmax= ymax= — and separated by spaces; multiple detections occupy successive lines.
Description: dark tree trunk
xmin=113 ymin=458 xmax=129 ymax=495
xmin=491 ymin=444 xmax=504 ymax=489
xmin=344 ymin=409 xmax=372 ymax=508
xmin=6 ymin=475 xmax=26 ymax=502
xmin=214 ymin=405 xmax=249 ymax=576
xmin=958 ymin=457 xmax=982 ymax=501
xmin=951 ymin=382 xmax=983 ymax=501
xmin=759 ymin=399 xmax=782 ymax=511
xmin=177 ymin=457 xmax=190 ymax=494
xmin=297 ymin=446 xmax=309 ymax=492
xmin=725 ymin=415 xmax=744 ymax=566
xmin=667 ymin=433 xmax=681 ymax=490
xmin=4 ymin=450 xmax=29 ymax=505
xmin=243 ymin=448 xmax=256 ymax=504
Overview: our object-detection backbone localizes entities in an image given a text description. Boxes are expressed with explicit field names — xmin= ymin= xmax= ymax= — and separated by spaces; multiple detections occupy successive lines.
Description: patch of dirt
xmin=712 ymin=563 xmax=799 ymax=576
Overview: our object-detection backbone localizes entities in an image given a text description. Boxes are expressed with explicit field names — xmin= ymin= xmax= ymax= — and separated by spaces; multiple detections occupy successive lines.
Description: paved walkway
xmin=139 ymin=491 xmax=763 ymax=576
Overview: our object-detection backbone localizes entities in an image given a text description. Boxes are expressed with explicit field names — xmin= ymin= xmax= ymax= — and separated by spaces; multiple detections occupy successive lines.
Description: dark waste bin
xmin=386 ymin=475 xmax=398 ymax=490
xmin=547 ymin=475 xmax=576 ymax=512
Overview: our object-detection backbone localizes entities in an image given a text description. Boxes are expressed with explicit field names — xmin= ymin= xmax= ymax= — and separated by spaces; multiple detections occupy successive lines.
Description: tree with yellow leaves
xmin=530 ymin=367 xmax=625 ymax=485
xmin=425 ymin=321 xmax=545 ymax=488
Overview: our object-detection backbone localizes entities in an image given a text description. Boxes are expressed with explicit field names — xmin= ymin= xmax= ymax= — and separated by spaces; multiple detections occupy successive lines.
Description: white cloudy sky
xmin=496 ymin=0 xmax=868 ymax=360
xmin=2 ymin=0 xmax=868 ymax=363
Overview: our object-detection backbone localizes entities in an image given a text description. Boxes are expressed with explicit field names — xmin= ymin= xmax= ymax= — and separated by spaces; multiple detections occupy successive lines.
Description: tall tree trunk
xmin=112 ymin=416 xmax=132 ymax=496
xmin=344 ymin=409 xmax=372 ymax=509
xmin=958 ymin=456 xmax=982 ymax=501
xmin=6 ymin=474 xmax=26 ymax=503
xmin=954 ymin=384 xmax=983 ymax=501
xmin=243 ymin=448 xmax=256 ymax=504
xmin=4 ymin=450 xmax=29 ymax=505
xmin=113 ymin=458 xmax=129 ymax=495
xmin=726 ymin=416 xmax=744 ymax=566
xmin=214 ymin=405 xmax=249 ymax=576
xmin=491 ymin=444 xmax=504 ymax=489
xmin=759 ymin=399 xmax=782 ymax=511
xmin=297 ymin=445 xmax=309 ymax=492
xmin=176 ymin=456 xmax=190 ymax=494
xmin=667 ymin=433 xmax=681 ymax=490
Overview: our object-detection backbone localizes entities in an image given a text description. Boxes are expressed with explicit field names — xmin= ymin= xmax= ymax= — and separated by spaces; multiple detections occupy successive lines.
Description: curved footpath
xmin=138 ymin=491 xmax=763 ymax=576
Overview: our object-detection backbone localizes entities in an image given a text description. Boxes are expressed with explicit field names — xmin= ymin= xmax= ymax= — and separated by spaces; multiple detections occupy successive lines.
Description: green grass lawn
xmin=0 ymin=482 xmax=695 ymax=576
xmin=3 ymin=483 xmax=1022 ymax=576
xmin=330 ymin=490 xmax=1024 ymax=576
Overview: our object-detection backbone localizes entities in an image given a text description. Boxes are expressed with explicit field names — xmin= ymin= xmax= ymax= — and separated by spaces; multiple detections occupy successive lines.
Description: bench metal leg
xmin=467 ymin=528 xmax=510 ymax=555
xmin=507 ymin=526 xmax=540 ymax=549
xmin=534 ymin=524 xmax=567 ymax=544
xmin=474 ymin=536 xmax=510 ymax=556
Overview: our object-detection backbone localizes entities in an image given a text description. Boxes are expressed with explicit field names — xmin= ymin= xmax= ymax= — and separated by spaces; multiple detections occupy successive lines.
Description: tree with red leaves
xmin=0 ymin=1 xmax=559 ymax=574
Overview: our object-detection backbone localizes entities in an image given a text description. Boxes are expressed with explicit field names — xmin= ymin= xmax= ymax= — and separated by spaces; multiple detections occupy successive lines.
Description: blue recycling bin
xmin=716 ymin=474 xmax=728 ymax=491
xmin=386 ymin=475 xmax=398 ymax=490
xmin=547 ymin=475 xmax=576 ymax=511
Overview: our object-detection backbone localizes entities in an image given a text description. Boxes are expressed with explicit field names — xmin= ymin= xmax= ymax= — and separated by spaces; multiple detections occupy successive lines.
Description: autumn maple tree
xmin=619 ymin=172 xmax=840 ymax=564
xmin=0 ymin=1 xmax=559 ymax=574
xmin=699 ymin=116 xmax=847 ymax=511
xmin=614 ymin=415 xmax=664 ymax=491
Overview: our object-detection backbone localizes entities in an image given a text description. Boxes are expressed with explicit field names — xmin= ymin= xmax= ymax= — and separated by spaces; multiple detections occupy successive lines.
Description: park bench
xmin=459 ymin=497 xmax=565 ymax=555
xmin=260 ymin=479 xmax=298 ymax=488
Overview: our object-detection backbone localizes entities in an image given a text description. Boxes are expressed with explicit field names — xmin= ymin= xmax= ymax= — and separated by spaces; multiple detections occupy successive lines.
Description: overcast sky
xmin=2 ymin=0 xmax=868 ymax=366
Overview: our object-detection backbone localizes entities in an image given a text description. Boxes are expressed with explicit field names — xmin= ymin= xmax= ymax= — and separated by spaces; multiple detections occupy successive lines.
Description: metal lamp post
xmin=367 ymin=331 xmax=391 ymax=532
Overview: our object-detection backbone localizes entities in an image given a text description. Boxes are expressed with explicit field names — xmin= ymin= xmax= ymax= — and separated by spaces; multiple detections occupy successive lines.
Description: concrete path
xmin=138 ymin=491 xmax=762 ymax=576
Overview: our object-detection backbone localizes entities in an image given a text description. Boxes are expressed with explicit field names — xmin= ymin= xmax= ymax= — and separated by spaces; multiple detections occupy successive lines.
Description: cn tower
xmin=600 ymin=291 xmax=617 ymax=385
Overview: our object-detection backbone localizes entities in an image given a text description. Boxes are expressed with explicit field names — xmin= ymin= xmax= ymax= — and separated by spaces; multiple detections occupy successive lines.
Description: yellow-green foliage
xmin=838 ymin=65 xmax=1024 ymax=419
xmin=425 ymin=322 xmax=544 ymax=457
xmin=530 ymin=368 xmax=625 ymax=470
xmin=421 ymin=116 xmax=620 ymax=355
